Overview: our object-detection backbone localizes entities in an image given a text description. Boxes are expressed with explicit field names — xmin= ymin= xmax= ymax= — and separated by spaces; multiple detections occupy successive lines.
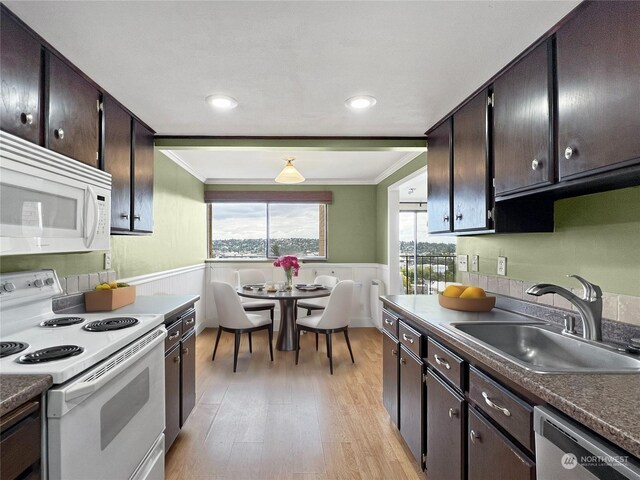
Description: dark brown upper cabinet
xmin=556 ymin=1 xmax=640 ymax=181
xmin=132 ymin=121 xmax=154 ymax=233
xmin=46 ymin=52 xmax=100 ymax=168
xmin=103 ymin=95 xmax=132 ymax=232
xmin=0 ymin=10 xmax=42 ymax=145
xmin=493 ymin=41 xmax=553 ymax=196
xmin=452 ymin=89 xmax=491 ymax=232
xmin=427 ymin=119 xmax=453 ymax=234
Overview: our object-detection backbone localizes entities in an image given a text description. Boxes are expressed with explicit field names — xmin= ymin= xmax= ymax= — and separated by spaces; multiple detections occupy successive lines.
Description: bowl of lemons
xmin=438 ymin=285 xmax=496 ymax=312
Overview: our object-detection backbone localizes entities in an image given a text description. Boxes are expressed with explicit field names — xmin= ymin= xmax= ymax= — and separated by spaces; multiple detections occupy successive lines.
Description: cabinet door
xmin=453 ymin=90 xmax=491 ymax=231
xmin=0 ymin=10 xmax=41 ymax=144
xmin=494 ymin=42 xmax=552 ymax=195
xmin=427 ymin=119 xmax=452 ymax=233
xmin=103 ymin=95 xmax=132 ymax=231
xmin=382 ymin=331 xmax=399 ymax=427
xmin=180 ymin=331 xmax=196 ymax=427
xmin=556 ymin=1 xmax=640 ymax=179
xmin=132 ymin=121 xmax=154 ymax=232
xmin=165 ymin=344 xmax=181 ymax=452
xmin=46 ymin=52 xmax=99 ymax=167
xmin=426 ymin=370 xmax=465 ymax=480
xmin=399 ymin=345 xmax=424 ymax=465
xmin=468 ymin=408 xmax=535 ymax=480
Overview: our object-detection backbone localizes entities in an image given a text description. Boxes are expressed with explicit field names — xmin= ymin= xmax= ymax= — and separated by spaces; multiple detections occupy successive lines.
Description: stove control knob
xmin=1 ymin=282 xmax=16 ymax=293
xmin=45 ymin=278 xmax=55 ymax=286
xmin=34 ymin=279 xmax=44 ymax=288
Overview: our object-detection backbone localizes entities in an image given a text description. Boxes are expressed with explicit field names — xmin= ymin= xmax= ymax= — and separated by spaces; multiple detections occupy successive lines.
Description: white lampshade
xmin=275 ymin=158 xmax=305 ymax=184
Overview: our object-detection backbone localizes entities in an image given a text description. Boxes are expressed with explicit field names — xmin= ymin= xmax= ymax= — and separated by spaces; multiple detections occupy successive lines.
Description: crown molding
xmin=159 ymin=149 xmax=207 ymax=182
xmin=374 ymin=151 xmax=424 ymax=184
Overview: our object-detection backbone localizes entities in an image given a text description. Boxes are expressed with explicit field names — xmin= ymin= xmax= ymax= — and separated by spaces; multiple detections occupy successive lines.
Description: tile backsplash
xmin=460 ymin=272 xmax=640 ymax=327
xmin=58 ymin=270 xmax=116 ymax=295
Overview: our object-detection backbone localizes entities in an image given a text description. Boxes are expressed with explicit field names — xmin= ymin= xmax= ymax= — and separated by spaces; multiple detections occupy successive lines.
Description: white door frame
xmin=387 ymin=166 xmax=427 ymax=295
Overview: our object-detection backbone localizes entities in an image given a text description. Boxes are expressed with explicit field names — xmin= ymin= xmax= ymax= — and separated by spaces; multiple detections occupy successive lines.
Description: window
xmin=209 ymin=202 xmax=327 ymax=259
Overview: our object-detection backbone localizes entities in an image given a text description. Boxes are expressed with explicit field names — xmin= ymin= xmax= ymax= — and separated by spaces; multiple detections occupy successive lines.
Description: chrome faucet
xmin=526 ymin=275 xmax=603 ymax=341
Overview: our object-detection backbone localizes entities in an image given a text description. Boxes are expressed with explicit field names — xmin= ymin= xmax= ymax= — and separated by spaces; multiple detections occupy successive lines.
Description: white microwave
xmin=0 ymin=131 xmax=111 ymax=255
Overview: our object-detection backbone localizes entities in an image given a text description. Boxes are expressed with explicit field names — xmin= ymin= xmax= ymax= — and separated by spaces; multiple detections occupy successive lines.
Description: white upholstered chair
xmin=235 ymin=269 xmax=276 ymax=324
xmin=297 ymin=275 xmax=339 ymax=316
xmin=211 ymin=281 xmax=273 ymax=372
xmin=295 ymin=280 xmax=354 ymax=374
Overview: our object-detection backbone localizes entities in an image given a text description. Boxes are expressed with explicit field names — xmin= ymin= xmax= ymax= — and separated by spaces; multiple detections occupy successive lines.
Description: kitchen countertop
xmin=0 ymin=374 xmax=52 ymax=417
xmin=381 ymin=294 xmax=640 ymax=458
xmin=106 ymin=294 xmax=200 ymax=321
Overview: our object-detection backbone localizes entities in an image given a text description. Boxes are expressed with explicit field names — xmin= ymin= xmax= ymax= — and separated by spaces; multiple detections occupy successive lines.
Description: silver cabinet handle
xmin=443 ymin=214 xmax=450 ymax=222
xmin=402 ymin=333 xmax=414 ymax=344
xmin=384 ymin=319 xmax=394 ymax=326
xmin=433 ymin=354 xmax=451 ymax=370
xmin=455 ymin=212 xmax=463 ymax=221
xmin=120 ymin=213 xmax=129 ymax=219
xmin=21 ymin=113 xmax=34 ymax=125
xmin=531 ymin=158 xmax=540 ymax=170
xmin=448 ymin=408 xmax=458 ymax=419
xmin=400 ymin=357 xmax=407 ymax=365
xmin=182 ymin=347 xmax=189 ymax=355
xmin=482 ymin=391 xmax=511 ymax=417
xmin=174 ymin=355 xmax=181 ymax=364
xmin=185 ymin=318 xmax=195 ymax=326
xmin=168 ymin=332 xmax=180 ymax=341
xmin=55 ymin=128 xmax=64 ymax=139
xmin=470 ymin=429 xmax=481 ymax=444
xmin=391 ymin=349 xmax=397 ymax=356
xmin=564 ymin=146 xmax=574 ymax=159
xmin=134 ymin=214 xmax=141 ymax=220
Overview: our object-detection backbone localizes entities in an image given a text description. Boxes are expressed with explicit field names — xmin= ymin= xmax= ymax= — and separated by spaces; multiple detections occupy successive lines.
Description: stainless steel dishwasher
xmin=534 ymin=406 xmax=640 ymax=480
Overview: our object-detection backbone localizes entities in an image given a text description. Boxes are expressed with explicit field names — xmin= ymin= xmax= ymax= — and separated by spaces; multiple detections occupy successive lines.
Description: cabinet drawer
xmin=427 ymin=338 xmax=464 ymax=390
xmin=178 ymin=308 xmax=196 ymax=336
xmin=0 ymin=402 xmax=41 ymax=480
xmin=165 ymin=320 xmax=183 ymax=352
xmin=468 ymin=367 xmax=533 ymax=451
xmin=399 ymin=321 xmax=422 ymax=358
xmin=382 ymin=309 xmax=399 ymax=338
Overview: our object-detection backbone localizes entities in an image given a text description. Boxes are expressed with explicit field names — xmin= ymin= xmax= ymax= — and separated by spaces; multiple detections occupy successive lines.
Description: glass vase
xmin=285 ymin=269 xmax=293 ymax=291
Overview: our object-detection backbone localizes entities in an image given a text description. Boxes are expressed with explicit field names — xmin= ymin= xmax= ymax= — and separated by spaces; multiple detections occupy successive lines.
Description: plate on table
xmin=243 ymin=284 xmax=265 ymax=291
xmin=295 ymin=285 xmax=325 ymax=291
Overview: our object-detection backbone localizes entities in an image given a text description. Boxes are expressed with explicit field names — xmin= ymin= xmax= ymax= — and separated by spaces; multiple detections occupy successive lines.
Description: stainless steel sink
xmin=449 ymin=322 xmax=640 ymax=374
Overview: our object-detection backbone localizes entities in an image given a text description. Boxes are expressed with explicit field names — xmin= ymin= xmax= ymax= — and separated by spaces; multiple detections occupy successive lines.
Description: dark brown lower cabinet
xmin=0 ymin=398 xmax=41 ymax=480
xmin=165 ymin=343 xmax=181 ymax=451
xmin=180 ymin=330 xmax=196 ymax=426
xmin=426 ymin=370 xmax=465 ymax=480
xmin=468 ymin=407 xmax=535 ymax=480
xmin=399 ymin=345 xmax=424 ymax=465
xmin=382 ymin=331 xmax=399 ymax=427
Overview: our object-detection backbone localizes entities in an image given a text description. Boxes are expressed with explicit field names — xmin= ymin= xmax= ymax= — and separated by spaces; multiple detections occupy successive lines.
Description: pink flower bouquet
xmin=273 ymin=255 xmax=300 ymax=289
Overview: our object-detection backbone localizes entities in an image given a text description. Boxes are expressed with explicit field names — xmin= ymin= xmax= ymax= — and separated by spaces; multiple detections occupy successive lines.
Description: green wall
xmin=0 ymin=152 xmax=207 ymax=279
xmin=375 ymin=152 xmax=427 ymax=264
xmin=204 ymin=184 xmax=377 ymax=263
xmin=457 ymin=186 xmax=640 ymax=297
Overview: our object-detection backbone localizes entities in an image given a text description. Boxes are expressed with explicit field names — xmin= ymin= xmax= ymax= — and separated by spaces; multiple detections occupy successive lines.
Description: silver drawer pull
xmin=168 ymin=332 xmax=180 ymax=341
xmin=384 ymin=319 xmax=394 ymax=326
xmin=433 ymin=354 xmax=451 ymax=370
xmin=174 ymin=355 xmax=181 ymax=364
xmin=402 ymin=333 xmax=414 ymax=344
xmin=469 ymin=429 xmax=481 ymax=444
xmin=400 ymin=357 xmax=407 ymax=365
xmin=482 ymin=391 xmax=511 ymax=417
xmin=185 ymin=318 xmax=195 ymax=326
xmin=391 ymin=349 xmax=397 ymax=356
xmin=182 ymin=347 xmax=189 ymax=355
xmin=448 ymin=408 xmax=458 ymax=419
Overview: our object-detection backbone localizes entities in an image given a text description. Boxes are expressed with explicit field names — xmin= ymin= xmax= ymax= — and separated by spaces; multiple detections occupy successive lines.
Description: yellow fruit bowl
xmin=438 ymin=293 xmax=496 ymax=312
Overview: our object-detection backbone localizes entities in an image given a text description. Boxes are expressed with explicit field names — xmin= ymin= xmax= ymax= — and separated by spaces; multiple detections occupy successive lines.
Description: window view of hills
xmin=211 ymin=238 xmax=321 ymax=258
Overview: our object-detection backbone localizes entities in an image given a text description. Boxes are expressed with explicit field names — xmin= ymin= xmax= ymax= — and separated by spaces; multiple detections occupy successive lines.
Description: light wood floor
xmin=165 ymin=327 xmax=426 ymax=480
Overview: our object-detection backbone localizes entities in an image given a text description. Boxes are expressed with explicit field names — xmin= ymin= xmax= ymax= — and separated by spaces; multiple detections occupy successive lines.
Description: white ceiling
xmin=6 ymin=0 xmax=580 ymax=138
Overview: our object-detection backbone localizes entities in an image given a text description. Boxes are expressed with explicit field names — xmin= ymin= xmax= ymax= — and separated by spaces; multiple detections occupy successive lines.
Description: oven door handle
xmin=63 ymin=327 xmax=166 ymax=401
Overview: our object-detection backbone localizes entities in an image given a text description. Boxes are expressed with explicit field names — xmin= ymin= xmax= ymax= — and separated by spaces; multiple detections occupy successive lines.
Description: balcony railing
xmin=400 ymin=254 xmax=457 ymax=295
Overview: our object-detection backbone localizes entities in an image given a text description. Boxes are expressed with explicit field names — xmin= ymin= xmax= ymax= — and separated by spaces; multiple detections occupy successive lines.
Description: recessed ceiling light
xmin=206 ymin=94 xmax=238 ymax=110
xmin=345 ymin=95 xmax=377 ymax=110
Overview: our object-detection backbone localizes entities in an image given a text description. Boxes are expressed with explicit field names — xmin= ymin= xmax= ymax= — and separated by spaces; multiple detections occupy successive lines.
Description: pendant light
xmin=275 ymin=157 xmax=305 ymax=184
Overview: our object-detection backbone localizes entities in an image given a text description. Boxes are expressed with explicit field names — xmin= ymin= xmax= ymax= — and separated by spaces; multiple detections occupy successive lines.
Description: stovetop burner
xmin=0 ymin=342 xmax=29 ymax=358
xmin=83 ymin=317 xmax=140 ymax=332
xmin=17 ymin=345 xmax=84 ymax=364
xmin=40 ymin=317 xmax=85 ymax=327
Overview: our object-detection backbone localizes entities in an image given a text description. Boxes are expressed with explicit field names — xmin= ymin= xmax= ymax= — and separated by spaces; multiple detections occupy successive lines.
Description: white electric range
xmin=0 ymin=270 xmax=167 ymax=480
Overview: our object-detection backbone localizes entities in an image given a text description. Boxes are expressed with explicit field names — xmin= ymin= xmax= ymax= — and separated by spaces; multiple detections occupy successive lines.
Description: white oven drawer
xmin=47 ymin=327 xmax=166 ymax=480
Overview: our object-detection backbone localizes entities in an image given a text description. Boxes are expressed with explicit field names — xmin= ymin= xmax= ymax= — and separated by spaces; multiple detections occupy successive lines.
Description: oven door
xmin=46 ymin=327 xmax=166 ymax=480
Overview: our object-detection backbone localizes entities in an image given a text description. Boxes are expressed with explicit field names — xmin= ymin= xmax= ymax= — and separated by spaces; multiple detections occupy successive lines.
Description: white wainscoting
xmin=205 ymin=262 xmax=388 ymax=331
xmin=120 ymin=264 xmax=208 ymax=334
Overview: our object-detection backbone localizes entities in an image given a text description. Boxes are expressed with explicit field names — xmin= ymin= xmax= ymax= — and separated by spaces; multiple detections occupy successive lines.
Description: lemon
xmin=442 ymin=285 xmax=468 ymax=298
xmin=459 ymin=286 xmax=486 ymax=299
xmin=109 ymin=282 xmax=118 ymax=289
